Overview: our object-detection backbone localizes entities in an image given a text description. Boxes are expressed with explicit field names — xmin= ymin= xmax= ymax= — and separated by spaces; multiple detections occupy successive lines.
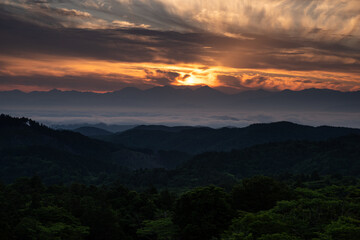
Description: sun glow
xmin=177 ymin=75 xmax=201 ymax=86
xmin=183 ymin=76 xmax=196 ymax=85
xmin=1 ymin=54 xmax=359 ymax=92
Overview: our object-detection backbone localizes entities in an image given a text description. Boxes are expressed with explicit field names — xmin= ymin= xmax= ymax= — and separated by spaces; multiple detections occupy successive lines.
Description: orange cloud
xmin=0 ymin=54 xmax=359 ymax=92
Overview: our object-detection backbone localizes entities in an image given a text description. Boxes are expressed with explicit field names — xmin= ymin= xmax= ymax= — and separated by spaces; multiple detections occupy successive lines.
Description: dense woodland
xmin=1 ymin=175 xmax=360 ymax=240
xmin=1 ymin=114 xmax=360 ymax=239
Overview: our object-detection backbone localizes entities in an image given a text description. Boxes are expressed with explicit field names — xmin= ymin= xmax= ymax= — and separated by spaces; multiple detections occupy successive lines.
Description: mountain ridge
xmin=103 ymin=121 xmax=360 ymax=154
xmin=1 ymin=114 xmax=360 ymax=187
xmin=1 ymin=87 xmax=359 ymax=111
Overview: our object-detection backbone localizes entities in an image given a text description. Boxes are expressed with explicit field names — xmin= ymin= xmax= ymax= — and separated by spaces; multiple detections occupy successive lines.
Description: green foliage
xmin=258 ymin=233 xmax=301 ymax=240
xmin=174 ymin=186 xmax=233 ymax=240
xmin=319 ymin=217 xmax=360 ymax=240
xmin=14 ymin=207 xmax=89 ymax=240
xmin=1 ymin=176 xmax=360 ymax=240
xmin=232 ymin=176 xmax=293 ymax=212
xmin=222 ymin=212 xmax=289 ymax=240
xmin=137 ymin=217 xmax=179 ymax=240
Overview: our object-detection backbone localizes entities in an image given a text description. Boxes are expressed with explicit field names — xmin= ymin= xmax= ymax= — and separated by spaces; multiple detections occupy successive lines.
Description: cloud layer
xmin=0 ymin=0 xmax=359 ymax=92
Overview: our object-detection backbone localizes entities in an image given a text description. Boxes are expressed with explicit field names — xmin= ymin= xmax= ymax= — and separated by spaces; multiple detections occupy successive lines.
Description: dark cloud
xmin=0 ymin=74 xmax=151 ymax=92
xmin=0 ymin=7 xmax=210 ymax=64
xmin=217 ymin=75 xmax=248 ymax=89
xmin=295 ymin=80 xmax=314 ymax=84
xmin=245 ymin=76 xmax=268 ymax=85
xmin=211 ymin=115 xmax=240 ymax=121
xmin=1 ymin=4 xmax=360 ymax=73
xmin=145 ymin=69 xmax=183 ymax=85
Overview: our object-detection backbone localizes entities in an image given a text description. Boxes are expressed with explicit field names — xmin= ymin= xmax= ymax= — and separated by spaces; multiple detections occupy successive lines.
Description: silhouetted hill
xmin=134 ymin=125 xmax=198 ymax=132
xmin=117 ymin=135 xmax=360 ymax=188
xmin=53 ymin=123 xmax=136 ymax=133
xmin=0 ymin=114 xmax=117 ymax=183
xmin=0 ymin=114 xmax=112 ymax=157
xmin=178 ymin=135 xmax=360 ymax=184
xmin=0 ymin=115 xmax=190 ymax=183
xmin=73 ymin=126 xmax=112 ymax=137
xmin=1 ymin=87 xmax=359 ymax=111
xmin=1 ymin=114 xmax=360 ymax=188
xmin=104 ymin=121 xmax=360 ymax=154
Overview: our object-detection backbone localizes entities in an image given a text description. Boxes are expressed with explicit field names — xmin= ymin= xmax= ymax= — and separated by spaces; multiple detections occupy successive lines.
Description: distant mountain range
xmin=1 ymin=86 xmax=359 ymax=111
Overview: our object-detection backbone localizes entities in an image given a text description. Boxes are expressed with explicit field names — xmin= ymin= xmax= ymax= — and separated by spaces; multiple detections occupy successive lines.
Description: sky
xmin=1 ymin=0 xmax=360 ymax=93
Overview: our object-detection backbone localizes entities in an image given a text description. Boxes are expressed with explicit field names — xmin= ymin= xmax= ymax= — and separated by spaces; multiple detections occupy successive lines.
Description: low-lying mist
xmin=2 ymin=107 xmax=360 ymax=129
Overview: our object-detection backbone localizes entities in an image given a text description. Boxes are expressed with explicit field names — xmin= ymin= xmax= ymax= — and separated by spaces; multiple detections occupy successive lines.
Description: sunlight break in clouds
xmin=1 ymin=55 xmax=359 ymax=92
xmin=0 ymin=0 xmax=359 ymax=92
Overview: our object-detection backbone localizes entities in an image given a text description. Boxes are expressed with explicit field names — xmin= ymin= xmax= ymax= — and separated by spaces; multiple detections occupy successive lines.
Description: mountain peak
xmin=194 ymin=85 xmax=222 ymax=94
xmin=3 ymin=89 xmax=24 ymax=94
xmin=300 ymin=88 xmax=339 ymax=94
xmin=113 ymin=87 xmax=142 ymax=94
xmin=247 ymin=121 xmax=307 ymax=129
xmin=145 ymin=85 xmax=177 ymax=94
xmin=49 ymin=89 xmax=62 ymax=93
xmin=196 ymin=85 xmax=213 ymax=90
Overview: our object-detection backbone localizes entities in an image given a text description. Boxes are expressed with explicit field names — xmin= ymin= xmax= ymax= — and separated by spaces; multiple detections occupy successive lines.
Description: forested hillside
xmin=1 ymin=114 xmax=360 ymax=239
xmin=1 ymin=114 xmax=360 ymax=188
xmin=0 ymin=115 xmax=189 ymax=184
xmin=103 ymin=122 xmax=360 ymax=154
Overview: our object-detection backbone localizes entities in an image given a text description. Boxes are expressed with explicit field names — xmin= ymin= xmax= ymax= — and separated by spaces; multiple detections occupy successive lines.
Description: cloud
xmin=217 ymin=75 xmax=249 ymax=91
xmin=4 ymin=108 xmax=360 ymax=129
xmin=0 ymin=0 xmax=360 ymax=92
xmin=0 ymin=74 xmax=151 ymax=92
xmin=245 ymin=76 xmax=268 ymax=85
xmin=50 ymin=7 xmax=92 ymax=18
xmin=1 ymin=2 xmax=360 ymax=73
xmin=60 ymin=0 xmax=360 ymax=48
xmin=0 ymin=9 xmax=211 ymax=64
xmin=112 ymin=20 xmax=150 ymax=29
xmin=145 ymin=69 xmax=191 ymax=85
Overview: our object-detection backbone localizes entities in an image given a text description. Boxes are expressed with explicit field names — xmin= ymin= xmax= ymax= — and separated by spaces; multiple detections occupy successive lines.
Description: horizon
xmin=1 ymin=84 xmax=359 ymax=128
xmin=1 ymin=85 xmax=360 ymax=95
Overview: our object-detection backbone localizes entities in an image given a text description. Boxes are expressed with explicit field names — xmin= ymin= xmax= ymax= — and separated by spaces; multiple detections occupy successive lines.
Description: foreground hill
xmin=0 ymin=115 xmax=189 ymax=184
xmin=183 ymin=135 xmax=360 ymax=181
xmin=127 ymin=135 xmax=360 ymax=188
xmin=103 ymin=122 xmax=360 ymax=154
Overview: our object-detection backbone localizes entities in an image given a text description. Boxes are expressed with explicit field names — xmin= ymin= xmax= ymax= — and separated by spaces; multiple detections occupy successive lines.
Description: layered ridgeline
xmin=102 ymin=122 xmax=360 ymax=154
xmin=0 ymin=115 xmax=189 ymax=184
xmin=0 ymin=114 xmax=360 ymax=187
xmin=1 ymin=87 xmax=360 ymax=111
